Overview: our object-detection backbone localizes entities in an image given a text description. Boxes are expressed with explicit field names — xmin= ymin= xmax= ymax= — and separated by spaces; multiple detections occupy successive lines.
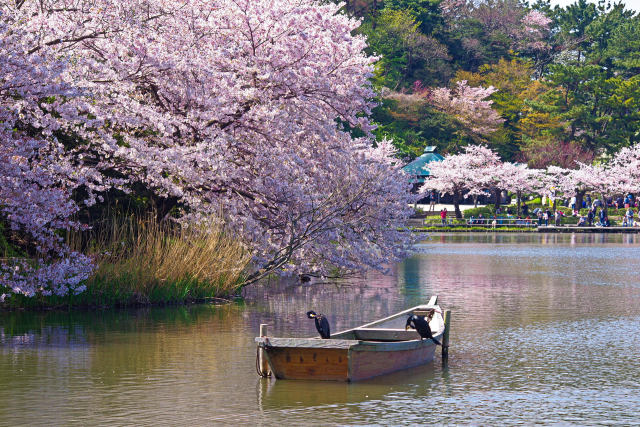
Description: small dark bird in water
xmin=405 ymin=314 xmax=441 ymax=346
xmin=300 ymin=274 xmax=311 ymax=283
xmin=307 ymin=310 xmax=330 ymax=339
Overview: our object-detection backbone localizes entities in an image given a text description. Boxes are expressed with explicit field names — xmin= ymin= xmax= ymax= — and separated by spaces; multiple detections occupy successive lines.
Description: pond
xmin=2 ymin=233 xmax=640 ymax=425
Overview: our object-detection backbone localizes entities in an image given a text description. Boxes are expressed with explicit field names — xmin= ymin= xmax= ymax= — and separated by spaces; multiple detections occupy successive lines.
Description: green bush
xmin=463 ymin=206 xmax=495 ymax=218
xmin=578 ymin=207 xmax=634 ymax=216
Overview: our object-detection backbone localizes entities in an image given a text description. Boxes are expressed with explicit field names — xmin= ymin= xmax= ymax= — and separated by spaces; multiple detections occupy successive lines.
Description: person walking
xmin=429 ymin=190 xmax=436 ymax=212
xmin=627 ymin=207 xmax=635 ymax=227
xmin=587 ymin=208 xmax=594 ymax=227
xmin=554 ymin=210 xmax=562 ymax=226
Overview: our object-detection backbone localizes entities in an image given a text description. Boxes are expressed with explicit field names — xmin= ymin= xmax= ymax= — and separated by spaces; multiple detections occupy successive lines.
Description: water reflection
xmin=1 ymin=233 xmax=639 ymax=425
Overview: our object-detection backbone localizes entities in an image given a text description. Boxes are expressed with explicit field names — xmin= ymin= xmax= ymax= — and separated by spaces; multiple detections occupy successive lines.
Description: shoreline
xmin=408 ymin=225 xmax=640 ymax=233
xmin=0 ymin=295 xmax=242 ymax=312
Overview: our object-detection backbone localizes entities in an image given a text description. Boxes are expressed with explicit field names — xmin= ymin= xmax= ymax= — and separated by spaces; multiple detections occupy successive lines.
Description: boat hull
xmin=265 ymin=347 xmax=349 ymax=381
xmin=262 ymin=338 xmax=439 ymax=382
xmin=348 ymin=343 xmax=437 ymax=382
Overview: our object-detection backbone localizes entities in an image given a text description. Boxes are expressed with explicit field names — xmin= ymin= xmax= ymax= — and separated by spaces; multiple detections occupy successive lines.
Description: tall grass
xmin=68 ymin=214 xmax=251 ymax=307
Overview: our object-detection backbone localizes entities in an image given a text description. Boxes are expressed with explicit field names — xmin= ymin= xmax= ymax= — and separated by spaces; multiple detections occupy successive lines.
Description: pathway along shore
xmin=406 ymin=223 xmax=640 ymax=233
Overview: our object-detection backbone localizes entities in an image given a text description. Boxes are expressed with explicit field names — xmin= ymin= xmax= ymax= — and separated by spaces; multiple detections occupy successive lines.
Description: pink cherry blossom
xmin=420 ymin=145 xmax=502 ymax=217
xmin=1 ymin=0 xmax=414 ymax=298
xmin=429 ymin=81 xmax=505 ymax=136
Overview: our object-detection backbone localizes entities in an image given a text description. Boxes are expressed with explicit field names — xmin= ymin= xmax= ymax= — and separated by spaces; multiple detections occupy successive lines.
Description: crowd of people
xmin=573 ymin=194 xmax=637 ymax=228
xmin=464 ymin=193 xmax=640 ymax=228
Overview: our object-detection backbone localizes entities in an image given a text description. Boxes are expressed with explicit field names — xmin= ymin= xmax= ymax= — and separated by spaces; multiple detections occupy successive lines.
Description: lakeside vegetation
xmin=2 ymin=0 xmax=640 ymax=310
xmin=2 ymin=215 xmax=250 ymax=310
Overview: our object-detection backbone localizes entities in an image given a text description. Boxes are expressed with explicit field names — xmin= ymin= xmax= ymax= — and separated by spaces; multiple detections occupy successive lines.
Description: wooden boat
xmin=255 ymin=296 xmax=448 ymax=382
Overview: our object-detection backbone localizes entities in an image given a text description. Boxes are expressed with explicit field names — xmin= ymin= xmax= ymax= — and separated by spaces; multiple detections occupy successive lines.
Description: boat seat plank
xmin=353 ymin=328 xmax=418 ymax=341
xmin=255 ymin=337 xmax=357 ymax=349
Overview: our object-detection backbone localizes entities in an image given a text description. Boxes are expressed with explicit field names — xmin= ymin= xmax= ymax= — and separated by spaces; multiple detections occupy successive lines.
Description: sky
xmin=549 ymin=0 xmax=640 ymax=11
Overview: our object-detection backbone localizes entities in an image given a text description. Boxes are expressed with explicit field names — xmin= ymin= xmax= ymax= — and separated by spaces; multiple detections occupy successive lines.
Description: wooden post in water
xmin=259 ymin=324 xmax=271 ymax=377
xmin=442 ymin=310 xmax=451 ymax=367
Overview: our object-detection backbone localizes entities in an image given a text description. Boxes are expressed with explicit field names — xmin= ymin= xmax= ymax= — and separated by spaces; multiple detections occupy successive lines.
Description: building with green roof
xmin=402 ymin=146 xmax=444 ymax=184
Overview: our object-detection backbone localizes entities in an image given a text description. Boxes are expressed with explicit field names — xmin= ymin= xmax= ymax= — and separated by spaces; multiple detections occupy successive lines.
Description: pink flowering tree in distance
xmin=497 ymin=163 xmax=543 ymax=215
xmin=606 ymin=145 xmax=640 ymax=196
xmin=541 ymin=164 xmax=602 ymax=212
xmin=386 ymin=80 xmax=504 ymax=148
xmin=1 ymin=0 xmax=414 ymax=298
xmin=429 ymin=81 xmax=505 ymax=139
xmin=541 ymin=166 xmax=574 ymax=212
xmin=421 ymin=145 xmax=501 ymax=218
xmin=564 ymin=163 xmax=609 ymax=210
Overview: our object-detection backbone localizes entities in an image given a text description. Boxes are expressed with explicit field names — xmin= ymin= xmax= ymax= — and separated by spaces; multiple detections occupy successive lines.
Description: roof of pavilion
xmin=402 ymin=146 xmax=444 ymax=184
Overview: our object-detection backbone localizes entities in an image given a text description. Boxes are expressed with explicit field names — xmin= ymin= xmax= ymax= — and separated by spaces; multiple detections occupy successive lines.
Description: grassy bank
xmin=2 ymin=216 xmax=251 ymax=310
xmin=409 ymin=226 xmax=537 ymax=232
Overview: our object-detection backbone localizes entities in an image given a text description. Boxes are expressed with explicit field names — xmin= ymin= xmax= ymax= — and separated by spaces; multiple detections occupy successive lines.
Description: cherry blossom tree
xmin=565 ymin=163 xmax=609 ymax=210
xmin=429 ymin=81 xmax=505 ymax=138
xmin=519 ymin=10 xmax=552 ymax=53
xmin=0 ymin=14 xmax=103 ymax=298
xmin=606 ymin=145 xmax=640 ymax=196
xmin=497 ymin=163 xmax=543 ymax=215
xmin=540 ymin=163 xmax=608 ymax=212
xmin=420 ymin=145 xmax=501 ymax=218
xmin=1 ymin=0 xmax=415 ymax=298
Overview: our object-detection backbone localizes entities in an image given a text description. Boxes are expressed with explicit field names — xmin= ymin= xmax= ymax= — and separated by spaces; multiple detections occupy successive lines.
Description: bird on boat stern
xmin=306 ymin=311 xmax=331 ymax=339
xmin=405 ymin=314 xmax=441 ymax=346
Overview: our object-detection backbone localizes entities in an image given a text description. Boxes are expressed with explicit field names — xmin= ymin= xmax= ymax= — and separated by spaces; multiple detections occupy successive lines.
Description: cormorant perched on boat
xmin=405 ymin=314 xmax=441 ymax=346
xmin=307 ymin=311 xmax=331 ymax=339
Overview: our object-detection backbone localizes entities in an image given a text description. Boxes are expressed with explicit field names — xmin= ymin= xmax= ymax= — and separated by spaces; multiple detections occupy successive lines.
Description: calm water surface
xmin=2 ymin=233 xmax=640 ymax=425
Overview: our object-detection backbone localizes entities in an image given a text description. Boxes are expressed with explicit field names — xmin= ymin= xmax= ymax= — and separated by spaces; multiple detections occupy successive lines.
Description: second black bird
xmin=405 ymin=314 xmax=441 ymax=346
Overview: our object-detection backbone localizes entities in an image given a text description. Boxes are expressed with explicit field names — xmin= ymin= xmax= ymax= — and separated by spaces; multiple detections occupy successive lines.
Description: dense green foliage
xmin=340 ymin=0 xmax=640 ymax=164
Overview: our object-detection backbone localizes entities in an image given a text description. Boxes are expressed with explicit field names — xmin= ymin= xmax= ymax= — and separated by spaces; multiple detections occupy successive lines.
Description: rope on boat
xmin=256 ymin=343 xmax=271 ymax=378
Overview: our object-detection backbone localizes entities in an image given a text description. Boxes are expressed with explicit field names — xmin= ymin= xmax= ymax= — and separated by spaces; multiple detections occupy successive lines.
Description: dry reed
xmin=71 ymin=214 xmax=251 ymax=305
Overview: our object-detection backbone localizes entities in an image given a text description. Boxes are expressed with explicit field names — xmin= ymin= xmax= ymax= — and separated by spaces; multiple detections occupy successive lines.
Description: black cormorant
xmin=405 ymin=314 xmax=441 ymax=346
xmin=300 ymin=274 xmax=312 ymax=283
xmin=307 ymin=310 xmax=330 ymax=339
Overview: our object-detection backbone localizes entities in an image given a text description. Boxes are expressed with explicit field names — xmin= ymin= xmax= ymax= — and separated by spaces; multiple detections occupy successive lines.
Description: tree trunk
xmin=453 ymin=189 xmax=462 ymax=219
xmin=575 ymin=190 xmax=585 ymax=213
xmin=473 ymin=194 xmax=478 ymax=208
xmin=493 ymin=187 xmax=500 ymax=213
xmin=517 ymin=190 xmax=522 ymax=216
